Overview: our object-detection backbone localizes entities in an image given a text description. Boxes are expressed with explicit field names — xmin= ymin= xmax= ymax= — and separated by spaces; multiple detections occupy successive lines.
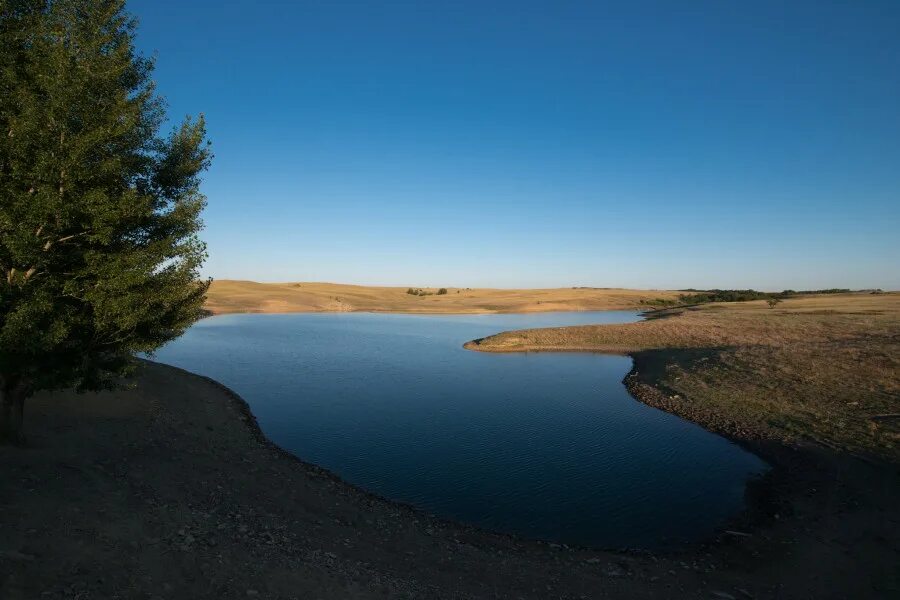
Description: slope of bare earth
xmin=465 ymin=292 xmax=900 ymax=462
xmin=204 ymin=280 xmax=682 ymax=314
xmin=1 ymin=360 xmax=898 ymax=599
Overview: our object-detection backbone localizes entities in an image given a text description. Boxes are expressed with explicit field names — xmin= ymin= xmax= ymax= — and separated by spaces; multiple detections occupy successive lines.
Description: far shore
xmin=203 ymin=279 xmax=682 ymax=315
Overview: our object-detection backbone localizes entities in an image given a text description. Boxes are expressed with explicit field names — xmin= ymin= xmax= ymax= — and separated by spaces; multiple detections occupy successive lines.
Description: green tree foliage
xmin=788 ymin=288 xmax=852 ymax=295
xmin=0 ymin=0 xmax=211 ymax=442
xmin=677 ymin=289 xmax=772 ymax=304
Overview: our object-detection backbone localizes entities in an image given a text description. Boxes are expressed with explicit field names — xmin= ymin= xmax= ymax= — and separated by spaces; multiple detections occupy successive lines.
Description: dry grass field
xmin=204 ymin=280 xmax=682 ymax=314
xmin=466 ymin=293 xmax=900 ymax=461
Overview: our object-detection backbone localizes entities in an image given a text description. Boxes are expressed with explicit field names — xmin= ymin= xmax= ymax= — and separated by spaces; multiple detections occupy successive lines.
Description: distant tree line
xmin=641 ymin=287 xmax=873 ymax=310
xmin=677 ymin=289 xmax=773 ymax=304
xmin=780 ymin=288 xmax=886 ymax=296
xmin=781 ymin=288 xmax=851 ymax=295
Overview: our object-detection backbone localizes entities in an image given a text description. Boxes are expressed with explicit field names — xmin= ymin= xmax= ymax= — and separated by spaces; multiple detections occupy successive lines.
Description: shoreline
xmin=203 ymin=305 xmax=653 ymax=317
xmin=457 ymin=339 xmax=843 ymax=555
xmin=176 ymin=352 xmax=900 ymax=593
xmin=623 ymin=353 xmax=819 ymax=543
xmin=3 ymin=361 xmax=897 ymax=598
xmin=136 ymin=356 xmax=900 ymax=560
xmin=457 ymin=296 xmax=900 ymax=594
xmin=164 ymin=357 xmax=763 ymax=555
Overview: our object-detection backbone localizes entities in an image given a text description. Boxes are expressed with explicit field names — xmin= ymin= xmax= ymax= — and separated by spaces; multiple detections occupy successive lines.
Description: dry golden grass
xmin=204 ymin=280 xmax=682 ymax=314
xmin=466 ymin=293 xmax=900 ymax=460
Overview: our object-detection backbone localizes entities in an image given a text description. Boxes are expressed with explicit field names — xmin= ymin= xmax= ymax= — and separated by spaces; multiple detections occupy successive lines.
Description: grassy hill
xmin=204 ymin=280 xmax=683 ymax=314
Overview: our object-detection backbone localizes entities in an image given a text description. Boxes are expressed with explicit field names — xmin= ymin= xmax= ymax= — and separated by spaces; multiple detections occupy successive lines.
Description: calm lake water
xmin=154 ymin=311 xmax=766 ymax=549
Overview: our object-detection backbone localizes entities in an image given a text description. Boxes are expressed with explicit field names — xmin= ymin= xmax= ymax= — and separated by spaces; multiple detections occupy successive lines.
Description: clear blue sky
xmin=130 ymin=0 xmax=899 ymax=290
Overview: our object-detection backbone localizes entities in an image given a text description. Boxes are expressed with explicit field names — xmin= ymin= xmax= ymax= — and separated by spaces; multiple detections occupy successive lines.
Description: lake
xmin=154 ymin=311 xmax=767 ymax=549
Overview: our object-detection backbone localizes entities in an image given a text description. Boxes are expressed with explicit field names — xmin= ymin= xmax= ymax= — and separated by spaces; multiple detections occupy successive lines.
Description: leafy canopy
xmin=0 ymin=0 xmax=211 ymax=397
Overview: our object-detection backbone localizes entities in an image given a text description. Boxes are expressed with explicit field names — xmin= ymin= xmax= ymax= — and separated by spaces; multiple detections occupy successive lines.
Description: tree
xmin=766 ymin=297 xmax=781 ymax=309
xmin=0 ymin=0 xmax=211 ymax=442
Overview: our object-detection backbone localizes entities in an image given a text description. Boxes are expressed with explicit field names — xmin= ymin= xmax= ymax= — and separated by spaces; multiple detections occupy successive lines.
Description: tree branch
xmin=42 ymin=231 xmax=89 ymax=252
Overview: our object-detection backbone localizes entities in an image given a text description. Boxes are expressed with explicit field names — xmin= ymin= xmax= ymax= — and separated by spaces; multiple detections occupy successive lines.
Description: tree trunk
xmin=0 ymin=384 xmax=26 ymax=444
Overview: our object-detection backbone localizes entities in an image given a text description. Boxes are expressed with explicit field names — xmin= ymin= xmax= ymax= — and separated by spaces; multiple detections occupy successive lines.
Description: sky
xmin=129 ymin=0 xmax=900 ymax=290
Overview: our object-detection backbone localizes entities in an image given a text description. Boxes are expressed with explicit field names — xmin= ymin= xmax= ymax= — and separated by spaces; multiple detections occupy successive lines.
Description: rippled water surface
xmin=155 ymin=311 xmax=766 ymax=548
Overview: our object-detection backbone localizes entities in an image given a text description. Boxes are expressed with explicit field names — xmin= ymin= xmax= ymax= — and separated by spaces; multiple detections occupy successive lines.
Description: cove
xmin=154 ymin=311 xmax=767 ymax=549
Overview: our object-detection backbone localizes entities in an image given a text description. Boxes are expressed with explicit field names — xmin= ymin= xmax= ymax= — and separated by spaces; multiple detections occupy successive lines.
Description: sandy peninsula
xmin=466 ymin=292 xmax=900 ymax=462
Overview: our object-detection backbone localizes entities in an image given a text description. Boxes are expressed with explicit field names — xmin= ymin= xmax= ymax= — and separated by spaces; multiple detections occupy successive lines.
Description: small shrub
xmin=437 ymin=288 xmax=448 ymax=295
xmin=767 ymin=297 xmax=781 ymax=309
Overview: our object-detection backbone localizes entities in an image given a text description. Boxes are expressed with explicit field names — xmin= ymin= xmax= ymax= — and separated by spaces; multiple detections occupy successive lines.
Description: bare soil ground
xmin=204 ymin=280 xmax=681 ymax=315
xmin=1 ymin=358 xmax=898 ymax=598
